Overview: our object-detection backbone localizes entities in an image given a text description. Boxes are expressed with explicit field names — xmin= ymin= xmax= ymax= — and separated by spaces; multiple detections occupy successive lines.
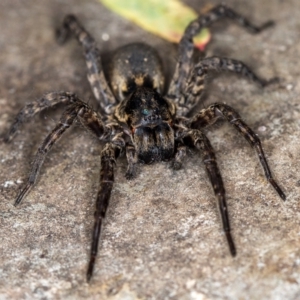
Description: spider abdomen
xmin=109 ymin=43 xmax=165 ymax=100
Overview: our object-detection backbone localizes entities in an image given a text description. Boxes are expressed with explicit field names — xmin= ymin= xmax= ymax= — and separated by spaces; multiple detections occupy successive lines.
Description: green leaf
xmin=99 ymin=0 xmax=211 ymax=51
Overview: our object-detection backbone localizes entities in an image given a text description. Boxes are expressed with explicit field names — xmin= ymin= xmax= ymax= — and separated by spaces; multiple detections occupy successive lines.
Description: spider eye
xmin=142 ymin=108 xmax=149 ymax=115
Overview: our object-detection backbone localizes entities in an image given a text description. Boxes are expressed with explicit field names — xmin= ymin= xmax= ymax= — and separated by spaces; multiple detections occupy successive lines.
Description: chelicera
xmin=3 ymin=5 xmax=286 ymax=281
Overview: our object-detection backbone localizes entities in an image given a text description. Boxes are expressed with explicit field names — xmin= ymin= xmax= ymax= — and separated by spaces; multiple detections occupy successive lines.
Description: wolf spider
xmin=3 ymin=5 xmax=286 ymax=281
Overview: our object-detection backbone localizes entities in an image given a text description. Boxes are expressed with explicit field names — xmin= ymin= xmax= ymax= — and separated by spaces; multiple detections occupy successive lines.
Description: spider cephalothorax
xmin=115 ymin=85 xmax=176 ymax=164
xmin=3 ymin=5 xmax=286 ymax=282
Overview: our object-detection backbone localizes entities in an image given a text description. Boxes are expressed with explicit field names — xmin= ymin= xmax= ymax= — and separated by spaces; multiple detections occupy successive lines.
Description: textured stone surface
xmin=0 ymin=0 xmax=300 ymax=299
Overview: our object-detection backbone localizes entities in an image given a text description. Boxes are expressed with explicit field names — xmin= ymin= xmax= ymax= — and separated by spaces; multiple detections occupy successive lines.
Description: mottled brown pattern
xmin=2 ymin=5 xmax=286 ymax=283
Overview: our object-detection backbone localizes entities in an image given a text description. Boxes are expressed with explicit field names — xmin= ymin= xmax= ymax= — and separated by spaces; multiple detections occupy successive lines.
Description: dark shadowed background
xmin=0 ymin=0 xmax=300 ymax=299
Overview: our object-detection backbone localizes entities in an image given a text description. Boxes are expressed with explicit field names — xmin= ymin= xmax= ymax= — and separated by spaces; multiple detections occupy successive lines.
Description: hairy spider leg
xmin=13 ymin=104 xmax=79 ymax=206
xmin=178 ymin=56 xmax=278 ymax=115
xmin=190 ymin=103 xmax=286 ymax=200
xmin=87 ymin=142 xmax=121 ymax=282
xmin=196 ymin=57 xmax=278 ymax=88
xmin=125 ymin=143 xmax=138 ymax=179
xmin=173 ymin=142 xmax=187 ymax=170
xmin=9 ymin=92 xmax=125 ymax=281
xmin=181 ymin=129 xmax=236 ymax=256
xmin=13 ymin=97 xmax=113 ymax=206
xmin=57 ymin=15 xmax=117 ymax=114
xmin=3 ymin=92 xmax=77 ymax=143
xmin=168 ymin=4 xmax=274 ymax=104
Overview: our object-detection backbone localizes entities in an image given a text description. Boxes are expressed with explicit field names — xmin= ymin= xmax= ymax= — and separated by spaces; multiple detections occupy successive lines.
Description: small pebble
xmin=101 ymin=33 xmax=110 ymax=41
xmin=258 ymin=126 xmax=267 ymax=132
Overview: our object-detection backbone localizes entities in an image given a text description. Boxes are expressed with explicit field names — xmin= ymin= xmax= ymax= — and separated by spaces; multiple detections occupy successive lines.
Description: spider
xmin=3 ymin=4 xmax=286 ymax=282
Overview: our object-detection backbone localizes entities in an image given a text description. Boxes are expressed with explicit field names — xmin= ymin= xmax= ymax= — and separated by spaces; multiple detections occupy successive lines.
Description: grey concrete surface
xmin=0 ymin=0 xmax=300 ymax=299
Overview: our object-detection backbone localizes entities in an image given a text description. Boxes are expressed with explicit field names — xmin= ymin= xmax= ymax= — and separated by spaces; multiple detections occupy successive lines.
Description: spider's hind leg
xmin=57 ymin=15 xmax=117 ymax=114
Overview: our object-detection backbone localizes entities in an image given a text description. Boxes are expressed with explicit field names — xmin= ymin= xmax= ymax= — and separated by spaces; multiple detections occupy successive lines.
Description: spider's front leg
xmin=190 ymin=103 xmax=286 ymax=200
xmin=168 ymin=4 xmax=275 ymax=102
xmin=179 ymin=129 xmax=236 ymax=256
xmin=56 ymin=15 xmax=117 ymax=114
